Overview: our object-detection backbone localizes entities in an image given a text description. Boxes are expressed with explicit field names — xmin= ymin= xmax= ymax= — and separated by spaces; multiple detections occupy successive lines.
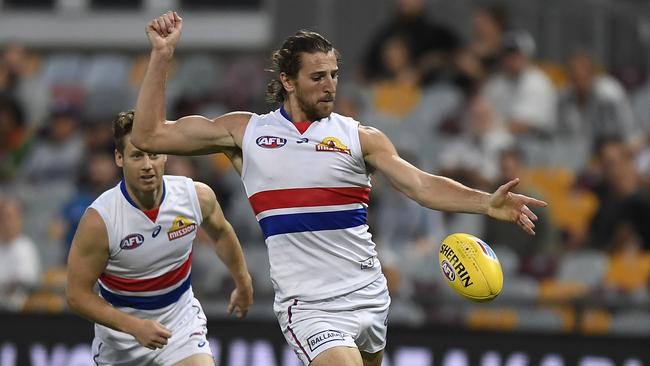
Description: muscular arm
xmin=66 ymin=209 xmax=171 ymax=349
xmin=359 ymin=125 xmax=546 ymax=234
xmin=195 ymin=182 xmax=253 ymax=317
xmin=131 ymin=12 xmax=250 ymax=156
xmin=360 ymin=126 xmax=490 ymax=213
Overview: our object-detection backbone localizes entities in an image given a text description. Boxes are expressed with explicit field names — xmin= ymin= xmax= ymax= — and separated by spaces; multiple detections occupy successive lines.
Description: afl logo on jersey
xmin=256 ymin=136 xmax=287 ymax=149
xmin=120 ymin=233 xmax=145 ymax=250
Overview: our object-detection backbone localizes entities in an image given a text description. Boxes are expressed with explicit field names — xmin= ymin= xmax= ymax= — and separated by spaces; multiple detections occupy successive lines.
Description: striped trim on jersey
xmin=98 ymin=252 xmax=192 ymax=310
xmin=249 ymin=187 xmax=370 ymax=238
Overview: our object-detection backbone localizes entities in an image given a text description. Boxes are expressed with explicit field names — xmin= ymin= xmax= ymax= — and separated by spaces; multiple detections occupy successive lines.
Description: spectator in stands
xmin=603 ymin=221 xmax=650 ymax=297
xmin=632 ymin=74 xmax=650 ymax=153
xmin=0 ymin=196 xmax=41 ymax=311
xmin=438 ymin=97 xmax=513 ymax=187
xmin=0 ymin=59 xmax=17 ymax=94
xmin=18 ymin=106 xmax=85 ymax=184
xmin=483 ymin=147 xmax=555 ymax=276
xmin=557 ymin=52 xmax=636 ymax=168
xmin=0 ymin=95 xmax=31 ymax=182
xmin=2 ymin=42 xmax=49 ymax=127
xmin=83 ymin=119 xmax=117 ymax=155
xmin=370 ymin=34 xmax=422 ymax=118
xmin=469 ymin=2 xmax=510 ymax=77
xmin=482 ymin=31 xmax=556 ymax=140
xmin=362 ymin=0 xmax=459 ymax=85
xmin=49 ymin=151 xmax=118 ymax=254
xmin=588 ymin=137 xmax=650 ymax=250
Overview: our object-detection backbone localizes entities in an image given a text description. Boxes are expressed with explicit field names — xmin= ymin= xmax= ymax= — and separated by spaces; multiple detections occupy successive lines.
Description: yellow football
xmin=438 ymin=233 xmax=503 ymax=302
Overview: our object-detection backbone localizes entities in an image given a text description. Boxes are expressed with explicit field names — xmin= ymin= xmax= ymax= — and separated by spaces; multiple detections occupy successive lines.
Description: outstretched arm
xmin=66 ymin=209 xmax=172 ymax=349
xmin=132 ymin=11 xmax=250 ymax=156
xmin=195 ymin=182 xmax=253 ymax=318
xmin=359 ymin=125 xmax=546 ymax=234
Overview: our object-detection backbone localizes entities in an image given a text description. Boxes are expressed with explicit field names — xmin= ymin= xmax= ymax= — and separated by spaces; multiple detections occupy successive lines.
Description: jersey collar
xmin=120 ymin=177 xmax=166 ymax=210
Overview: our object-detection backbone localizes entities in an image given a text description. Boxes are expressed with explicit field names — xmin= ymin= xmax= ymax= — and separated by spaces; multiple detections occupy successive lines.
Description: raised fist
xmin=145 ymin=11 xmax=183 ymax=54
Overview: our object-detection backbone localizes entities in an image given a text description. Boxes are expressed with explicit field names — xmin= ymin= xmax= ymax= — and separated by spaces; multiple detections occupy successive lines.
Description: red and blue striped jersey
xmin=89 ymin=175 xmax=202 ymax=326
xmin=241 ymin=108 xmax=382 ymax=302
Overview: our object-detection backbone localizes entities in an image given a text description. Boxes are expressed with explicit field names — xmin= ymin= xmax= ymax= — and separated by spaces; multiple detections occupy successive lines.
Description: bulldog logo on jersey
xmin=315 ymin=137 xmax=351 ymax=155
xmin=167 ymin=215 xmax=197 ymax=241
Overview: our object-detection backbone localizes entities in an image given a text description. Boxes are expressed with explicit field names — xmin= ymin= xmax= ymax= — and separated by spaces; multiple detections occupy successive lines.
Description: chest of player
xmin=247 ymin=125 xmax=365 ymax=187
xmin=108 ymin=206 xmax=197 ymax=272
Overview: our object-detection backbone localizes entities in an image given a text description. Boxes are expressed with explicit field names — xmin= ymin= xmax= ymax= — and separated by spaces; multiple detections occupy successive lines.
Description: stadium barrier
xmin=0 ymin=313 xmax=646 ymax=366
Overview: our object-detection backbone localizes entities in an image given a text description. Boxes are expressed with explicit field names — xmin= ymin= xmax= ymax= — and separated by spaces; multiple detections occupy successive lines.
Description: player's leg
xmin=360 ymin=350 xmax=384 ymax=366
xmin=160 ymin=298 xmax=214 ymax=365
xmin=310 ymin=345 xmax=363 ymax=366
xmin=275 ymin=296 xmax=360 ymax=365
xmin=171 ymin=353 xmax=215 ymax=366
xmin=355 ymin=276 xmax=390 ymax=366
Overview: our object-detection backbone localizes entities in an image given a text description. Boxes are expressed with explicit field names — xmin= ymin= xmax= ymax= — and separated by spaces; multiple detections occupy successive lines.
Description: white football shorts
xmin=274 ymin=275 xmax=391 ymax=365
xmin=91 ymin=297 xmax=213 ymax=366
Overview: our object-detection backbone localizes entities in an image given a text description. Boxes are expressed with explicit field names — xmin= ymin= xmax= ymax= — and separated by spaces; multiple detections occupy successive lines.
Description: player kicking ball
xmin=132 ymin=11 xmax=546 ymax=366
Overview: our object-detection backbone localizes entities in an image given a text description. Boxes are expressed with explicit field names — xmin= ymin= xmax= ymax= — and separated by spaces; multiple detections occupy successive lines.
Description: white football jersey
xmin=241 ymin=107 xmax=382 ymax=302
xmin=89 ymin=175 xmax=203 ymax=344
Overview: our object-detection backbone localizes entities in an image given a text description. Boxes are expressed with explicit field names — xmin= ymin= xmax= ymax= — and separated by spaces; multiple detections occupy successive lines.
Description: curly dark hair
xmin=112 ymin=110 xmax=135 ymax=153
xmin=266 ymin=30 xmax=339 ymax=104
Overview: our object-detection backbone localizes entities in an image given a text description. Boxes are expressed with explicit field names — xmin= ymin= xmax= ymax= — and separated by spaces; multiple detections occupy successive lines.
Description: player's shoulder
xmin=162 ymin=175 xmax=200 ymax=199
xmin=329 ymin=112 xmax=361 ymax=126
xmin=249 ymin=109 xmax=280 ymax=123
xmin=91 ymin=182 xmax=121 ymax=208
xmin=356 ymin=123 xmax=384 ymax=138
xmin=218 ymin=111 xmax=256 ymax=125
xmin=191 ymin=180 xmax=217 ymax=219
xmin=191 ymin=180 xmax=214 ymax=197
xmin=162 ymin=174 xmax=191 ymax=185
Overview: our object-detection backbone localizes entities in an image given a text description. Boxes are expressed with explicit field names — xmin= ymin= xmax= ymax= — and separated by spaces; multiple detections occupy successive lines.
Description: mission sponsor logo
xmin=439 ymin=243 xmax=474 ymax=287
xmin=256 ymin=136 xmax=287 ymax=149
xmin=168 ymin=215 xmax=197 ymax=241
xmin=307 ymin=330 xmax=345 ymax=351
xmin=120 ymin=233 xmax=144 ymax=250
xmin=315 ymin=137 xmax=351 ymax=155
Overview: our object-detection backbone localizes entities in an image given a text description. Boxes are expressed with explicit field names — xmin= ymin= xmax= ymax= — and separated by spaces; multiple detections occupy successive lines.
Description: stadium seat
xmin=21 ymin=267 xmax=67 ymax=314
xmin=497 ymin=275 xmax=539 ymax=302
xmin=41 ymin=266 xmax=67 ymax=291
xmin=526 ymin=168 xmax=598 ymax=233
xmin=604 ymin=250 xmax=650 ymax=293
xmin=167 ymin=54 xmax=224 ymax=100
xmin=41 ymin=53 xmax=88 ymax=86
xmin=538 ymin=279 xmax=587 ymax=302
xmin=464 ymin=307 xmax=518 ymax=331
xmin=84 ymin=53 xmax=131 ymax=90
xmin=372 ymin=81 xmax=422 ymax=118
xmin=556 ymin=249 xmax=608 ymax=289
xmin=580 ymin=308 xmax=612 ymax=335
xmin=21 ymin=291 xmax=66 ymax=313
xmin=492 ymin=245 xmax=519 ymax=275
xmin=83 ymin=86 xmax=134 ymax=122
xmin=610 ymin=310 xmax=650 ymax=336
xmin=515 ymin=307 xmax=564 ymax=332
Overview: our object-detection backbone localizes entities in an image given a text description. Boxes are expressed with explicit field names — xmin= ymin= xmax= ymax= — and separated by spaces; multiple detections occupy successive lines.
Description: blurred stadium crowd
xmin=1 ymin=0 xmax=649 ymax=337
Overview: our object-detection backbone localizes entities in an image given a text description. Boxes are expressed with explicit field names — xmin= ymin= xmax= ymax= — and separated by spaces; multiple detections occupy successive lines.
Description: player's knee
xmin=310 ymin=346 xmax=363 ymax=366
